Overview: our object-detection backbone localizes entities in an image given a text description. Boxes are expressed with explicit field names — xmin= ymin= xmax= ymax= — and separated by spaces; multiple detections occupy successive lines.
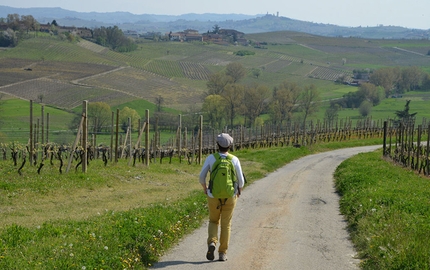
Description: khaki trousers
xmin=207 ymin=195 xmax=237 ymax=254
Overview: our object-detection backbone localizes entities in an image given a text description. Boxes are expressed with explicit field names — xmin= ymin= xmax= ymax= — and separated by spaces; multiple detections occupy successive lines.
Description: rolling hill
xmin=0 ymin=30 xmax=429 ymax=143
xmin=1 ymin=5 xmax=429 ymax=39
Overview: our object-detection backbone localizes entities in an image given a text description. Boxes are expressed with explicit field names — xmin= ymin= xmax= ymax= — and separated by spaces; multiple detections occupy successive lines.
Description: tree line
xmin=0 ymin=13 xmax=38 ymax=47
xmin=91 ymin=26 xmax=137 ymax=52
xmin=203 ymin=62 xmax=320 ymax=129
xmin=72 ymin=62 xmax=430 ymax=135
xmin=330 ymin=66 xmax=430 ymax=118
xmin=0 ymin=13 xmax=137 ymax=52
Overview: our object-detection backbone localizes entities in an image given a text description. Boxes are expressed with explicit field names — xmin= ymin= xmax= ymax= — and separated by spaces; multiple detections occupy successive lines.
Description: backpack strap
xmin=208 ymin=153 xmax=221 ymax=193
xmin=217 ymin=198 xmax=228 ymax=209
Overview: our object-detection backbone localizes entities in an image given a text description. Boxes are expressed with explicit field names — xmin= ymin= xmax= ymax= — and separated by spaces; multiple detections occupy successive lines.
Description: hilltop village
xmin=0 ymin=17 xmax=248 ymax=46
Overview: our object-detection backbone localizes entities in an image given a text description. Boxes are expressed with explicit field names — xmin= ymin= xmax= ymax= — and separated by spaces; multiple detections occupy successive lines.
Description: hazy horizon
xmin=3 ymin=1 xmax=429 ymax=30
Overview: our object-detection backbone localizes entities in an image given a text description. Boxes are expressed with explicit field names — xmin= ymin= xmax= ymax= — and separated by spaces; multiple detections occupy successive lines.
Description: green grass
xmin=0 ymin=98 xmax=75 ymax=143
xmin=0 ymin=137 xmax=383 ymax=269
xmin=334 ymin=151 xmax=430 ymax=269
xmin=1 ymin=37 xmax=123 ymax=66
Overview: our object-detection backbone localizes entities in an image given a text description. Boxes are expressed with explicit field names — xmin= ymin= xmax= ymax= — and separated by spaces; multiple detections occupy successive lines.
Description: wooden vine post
xmin=41 ymin=105 xmax=44 ymax=146
xmin=198 ymin=115 xmax=203 ymax=165
xmin=82 ymin=100 xmax=88 ymax=173
xmin=46 ymin=112 xmax=49 ymax=143
xmin=29 ymin=100 xmax=33 ymax=165
xmin=383 ymin=121 xmax=388 ymax=156
xmin=178 ymin=114 xmax=182 ymax=160
xmin=145 ymin=109 xmax=149 ymax=167
xmin=115 ymin=109 xmax=119 ymax=163
xmin=66 ymin=102 xmax=87 ymax=173
xmin=110 ymin=111 xmax=114 ymax=162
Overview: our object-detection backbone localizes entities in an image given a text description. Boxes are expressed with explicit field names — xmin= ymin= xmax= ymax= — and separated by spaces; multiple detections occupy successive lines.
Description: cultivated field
xmin=0 ymin=31 xmax=429 ymax=142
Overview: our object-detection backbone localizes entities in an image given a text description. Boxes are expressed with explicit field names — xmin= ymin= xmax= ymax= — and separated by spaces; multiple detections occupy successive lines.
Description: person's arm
xmin=199 ymin=155 xmax=214 ymax=194
xmin=232 ymin=157 xmax=244 ymax=197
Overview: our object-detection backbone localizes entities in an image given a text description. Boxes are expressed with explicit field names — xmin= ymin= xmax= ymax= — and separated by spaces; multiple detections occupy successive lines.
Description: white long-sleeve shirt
xmin=199 ymin=152 xmax=245 ymax=198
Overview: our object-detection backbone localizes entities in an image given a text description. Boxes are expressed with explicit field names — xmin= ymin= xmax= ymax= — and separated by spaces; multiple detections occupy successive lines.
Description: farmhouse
xmin=166 ymin=28 xmax=247 ymax=45
xmin=168 ymin=32 xmax=183 ymax=41
xmin=124 ymin=30 xmax=139 ymax=38
xmin=184 ymin=34 xmax=203 ymax=42
xmin=219 ymin=29 xmax=245 ymax=39
xmin=202 ymin=33 xmax=223 ymax=43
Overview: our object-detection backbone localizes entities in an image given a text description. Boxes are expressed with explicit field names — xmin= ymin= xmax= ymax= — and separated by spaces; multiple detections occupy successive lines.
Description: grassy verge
xmin=1 ymin=138 xmax=382 ymax=269
xmin=334 ymin=151 xmax=430 ymax=269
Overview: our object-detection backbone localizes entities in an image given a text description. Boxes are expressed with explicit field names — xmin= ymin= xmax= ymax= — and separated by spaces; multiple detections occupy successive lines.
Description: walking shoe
xmin=206 ymin=242 xmax=216 ymax=261
xmin=218 ymin=252 xmax=227 ymax=261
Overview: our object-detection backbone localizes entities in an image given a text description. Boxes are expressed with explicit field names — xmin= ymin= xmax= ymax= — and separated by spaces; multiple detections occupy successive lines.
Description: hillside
xmin=1 ymin=5 xmax=429 ymax=39
xmin=0 ymin=31 xmax=430 ymax=144
xmin=1 ymin=32 xmax=429 ymax=111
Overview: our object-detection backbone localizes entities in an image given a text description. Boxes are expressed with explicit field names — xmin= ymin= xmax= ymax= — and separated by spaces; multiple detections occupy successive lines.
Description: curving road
xmin=152 ymin=146 xmax=381 ymax=270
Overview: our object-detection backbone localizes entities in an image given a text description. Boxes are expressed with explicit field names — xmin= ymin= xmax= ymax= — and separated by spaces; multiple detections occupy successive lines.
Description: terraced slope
xmin=1 ymin=32 xmax=428 ymax=112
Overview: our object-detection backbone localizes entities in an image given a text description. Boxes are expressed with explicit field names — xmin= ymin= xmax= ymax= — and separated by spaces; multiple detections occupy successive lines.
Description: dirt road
xmin=152 ymin=146 xmax=381 ymax=270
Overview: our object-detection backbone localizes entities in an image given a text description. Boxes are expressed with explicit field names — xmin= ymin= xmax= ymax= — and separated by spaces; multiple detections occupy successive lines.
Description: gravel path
xmin=152 ymin=146 xmax=381 ymax=270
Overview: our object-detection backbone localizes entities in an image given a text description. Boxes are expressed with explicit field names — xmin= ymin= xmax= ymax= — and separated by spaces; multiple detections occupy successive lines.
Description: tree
xmin=370 ymin=67 xmax=400 ymax=97
xmin=93 ymin=26 xmax=137 ymax=52
xmin=252 ymin=68 xmax=261 ymax=78
xmin=20 ymin=15 xmax=37 ymax=33
xmin=335 ymin=74 xmax=348 ymax=84
xmin=325 ymin=104 xmax=340 ymax=126
xmin=88 ymin=102 xmax=112 ymax=133
xmin=222 ymin=84 xmax=245 ymax=128
xmin=269 ymin=81 xmax=301 ymax=124
xmin=37 ymin=94 xmax=44 ymax=103
xmin=119 ymin=107 xmax=140 ymax=132
xmin=155 ymin=95 xmax=164 ymax=112
xmin=182 ymin=104 xmax=201 ymax=131
xmin=0 ymin=29 xmax=18 ymax=47
xmin=299 ymin=84 xmax=320 ymax=127
xmin=243 ymin=83 xmax=270 ymax=127
xmin=202 ymin=95 xmax=226 ymax=129
xmin=206 ymin=72 xmax=232 ymax=96
xmin=394 ymin=100 xmax=417 ymax=124
xmin=357 ymin=83 xmax=383 ymax=106
xmin=398 ymin=66 xmax=422 ymax=92
xmin=358 ymin=100 xmax=372 ymax=117
xmin=6 ymin=14 xmax=20 ymax=31
xmin=225 ymin=62 xmax=246 ymax=83
xmin=212 ymin=24 xmax=220 ymax=34
xmin=421 ymin=73 xmax=430 ymax=91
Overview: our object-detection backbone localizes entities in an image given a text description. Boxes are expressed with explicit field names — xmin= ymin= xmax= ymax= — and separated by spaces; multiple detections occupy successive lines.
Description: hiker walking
xmin=199 ymin=133 xmax=245 ymax=262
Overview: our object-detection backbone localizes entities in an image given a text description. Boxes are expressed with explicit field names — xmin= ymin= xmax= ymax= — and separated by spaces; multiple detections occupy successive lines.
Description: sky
xmin=4 ymin=0 xmax=430 ymax=29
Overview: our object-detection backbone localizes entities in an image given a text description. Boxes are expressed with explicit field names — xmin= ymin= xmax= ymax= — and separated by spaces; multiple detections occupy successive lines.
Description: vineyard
xmin=308 ymin=66 xmax=353 ymax=82
xmin=263 ymin=59 xmax=293 ymax=73
xmin=1 ymin=33 xmax=429 ymax=146
xmin=142 ymin=60 xmax=184 ymax=78
xmin=179 ymin=61 xmax=211 ymax=80
xmin=80 ymin=67 xmax=203 ymax=106
xmin=0 ymin=96 xmax=408 ymax=178
xmin=383 ymin=119 xmax=430 ymax=176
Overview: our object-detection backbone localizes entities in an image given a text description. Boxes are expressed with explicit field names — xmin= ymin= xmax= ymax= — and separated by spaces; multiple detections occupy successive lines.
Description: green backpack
xmin=209 ymin=153 xmax=237 ymax=198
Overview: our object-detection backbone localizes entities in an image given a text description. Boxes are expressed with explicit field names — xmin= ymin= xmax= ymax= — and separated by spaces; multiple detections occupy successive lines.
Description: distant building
xmin=166 ymin=28 xmax=247 ymax=45
xmin=202 ymin=33 xmax=223 ymax=43
xmin=184 ymin=34 xmax=203 ymax=42
xmin=218 ymin=29 xmax=245 ymax=38
xmin=124 ymin=30 xmax=139 ymax=38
